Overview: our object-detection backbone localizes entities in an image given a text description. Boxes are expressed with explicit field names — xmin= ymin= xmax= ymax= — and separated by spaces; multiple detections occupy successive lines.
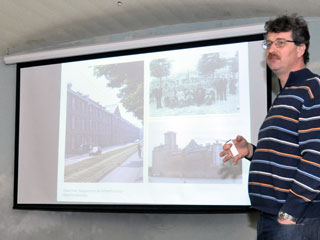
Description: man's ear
xmin=297 ymin=43 xmax=306 ymax=58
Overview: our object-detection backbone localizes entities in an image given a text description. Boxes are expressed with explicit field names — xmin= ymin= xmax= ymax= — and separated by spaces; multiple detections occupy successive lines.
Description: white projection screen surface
xmin=15 ymin=31 xmax=270 ymax=212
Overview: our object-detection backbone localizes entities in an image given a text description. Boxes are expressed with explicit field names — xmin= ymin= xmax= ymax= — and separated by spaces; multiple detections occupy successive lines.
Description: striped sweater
xmin=249 ymin=68 xmax=320 ymax=219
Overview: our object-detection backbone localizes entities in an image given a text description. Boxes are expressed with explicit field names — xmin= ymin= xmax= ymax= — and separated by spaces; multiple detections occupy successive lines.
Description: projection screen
xmin=13 ymin=25 xmax=270 ymax=212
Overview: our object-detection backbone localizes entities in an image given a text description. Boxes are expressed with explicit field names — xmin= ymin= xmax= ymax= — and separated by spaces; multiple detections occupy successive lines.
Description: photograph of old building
xmin=149 ymin=131 xmax=241 ymax=183
xmin=65 ymin=84 xmax=141 ymax=157
xmin=64 ymin=84 xmax=143 ymax=183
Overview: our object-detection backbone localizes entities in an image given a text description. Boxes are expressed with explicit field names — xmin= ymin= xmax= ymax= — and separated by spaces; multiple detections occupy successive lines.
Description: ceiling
xmin=2 ymin=0 xmax=320 ymax=57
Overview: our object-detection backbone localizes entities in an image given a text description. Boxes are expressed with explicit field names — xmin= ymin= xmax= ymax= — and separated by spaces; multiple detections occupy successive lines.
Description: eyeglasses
xmin=262 ymin=39 xmax=296 ymax=50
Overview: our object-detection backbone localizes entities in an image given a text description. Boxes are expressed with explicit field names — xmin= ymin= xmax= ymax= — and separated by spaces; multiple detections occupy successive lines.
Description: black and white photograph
xmin=149 ymin=50 xmax=239 ymax=117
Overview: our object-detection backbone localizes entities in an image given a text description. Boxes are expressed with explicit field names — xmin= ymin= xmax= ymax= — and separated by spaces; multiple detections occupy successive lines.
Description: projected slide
xmin=16 ymin=36 xmax=267 ymax=209
xmin=54 ymin=42 xmax=251 ymax=205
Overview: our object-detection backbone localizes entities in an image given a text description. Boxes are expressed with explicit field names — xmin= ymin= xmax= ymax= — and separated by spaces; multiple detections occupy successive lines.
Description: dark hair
xmin=264 ymin=14 xmax=310 ymax=64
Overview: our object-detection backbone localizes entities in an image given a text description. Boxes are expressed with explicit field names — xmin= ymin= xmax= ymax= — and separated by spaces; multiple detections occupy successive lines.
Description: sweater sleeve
xmin=245 ymin=144 xmax=256 ymax=161
xmin=281 ymin=96 xmax=320 ymax=218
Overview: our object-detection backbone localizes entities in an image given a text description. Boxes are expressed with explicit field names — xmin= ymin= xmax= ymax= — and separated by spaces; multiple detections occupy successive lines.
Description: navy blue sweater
xmin=249 ymin=68 xmax=320 ymax=219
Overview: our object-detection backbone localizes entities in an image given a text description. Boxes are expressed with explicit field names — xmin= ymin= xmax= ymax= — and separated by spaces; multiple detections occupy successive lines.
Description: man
xmin=220 ymin=14 xmax=320 ymax=239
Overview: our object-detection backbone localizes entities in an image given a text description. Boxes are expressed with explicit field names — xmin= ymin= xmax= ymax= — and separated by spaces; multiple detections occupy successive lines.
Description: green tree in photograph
xmin=93 ymin=61 xmax=144 ymax=121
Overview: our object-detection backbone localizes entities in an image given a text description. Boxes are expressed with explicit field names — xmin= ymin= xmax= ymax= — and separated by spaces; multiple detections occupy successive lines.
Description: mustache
xmin=268 ymin=53 xmax=280 ymax=59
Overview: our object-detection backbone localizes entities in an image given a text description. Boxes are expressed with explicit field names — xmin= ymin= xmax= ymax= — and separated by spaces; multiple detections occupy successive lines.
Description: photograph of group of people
xmin=149 ymin=50 xmax=240 ymax=117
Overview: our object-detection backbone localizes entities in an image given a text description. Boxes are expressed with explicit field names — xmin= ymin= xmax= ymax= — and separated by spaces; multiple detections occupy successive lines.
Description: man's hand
xmin=219 ymin=135 xmax=252 ymax=165
xmin=277 ymin=218 xmax=296 ymax=225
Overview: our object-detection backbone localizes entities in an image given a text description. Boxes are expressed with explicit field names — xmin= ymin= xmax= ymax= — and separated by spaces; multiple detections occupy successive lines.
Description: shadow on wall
xmin=0 ymin=173 xmax=61 ymax=238
xmin=309 ymin=61 xmax=320 ymax=74
xmin=0 ymin=171 xmax=259 ymax=239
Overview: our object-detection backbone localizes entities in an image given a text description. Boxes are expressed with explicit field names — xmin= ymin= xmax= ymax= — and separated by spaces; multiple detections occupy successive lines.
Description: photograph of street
xmin=63 ymin=60 xmax=144 ymax=183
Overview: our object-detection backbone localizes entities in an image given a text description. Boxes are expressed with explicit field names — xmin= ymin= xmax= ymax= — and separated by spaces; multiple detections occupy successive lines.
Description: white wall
xmin=1 ymin=17 xmax=320 ymax=240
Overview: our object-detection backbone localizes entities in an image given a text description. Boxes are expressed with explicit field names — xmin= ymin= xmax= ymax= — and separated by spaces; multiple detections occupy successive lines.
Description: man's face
xmin=265 ymin=31 xmax=304 ymax=77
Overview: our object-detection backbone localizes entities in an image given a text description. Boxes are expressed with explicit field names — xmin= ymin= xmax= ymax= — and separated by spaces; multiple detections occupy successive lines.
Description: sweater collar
xmin=283 ymin=68 xmax=313 ymax=88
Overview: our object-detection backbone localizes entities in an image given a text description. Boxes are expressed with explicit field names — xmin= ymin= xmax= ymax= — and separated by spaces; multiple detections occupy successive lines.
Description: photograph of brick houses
xmin=62 ymin=60 xmax=144 ymax=183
